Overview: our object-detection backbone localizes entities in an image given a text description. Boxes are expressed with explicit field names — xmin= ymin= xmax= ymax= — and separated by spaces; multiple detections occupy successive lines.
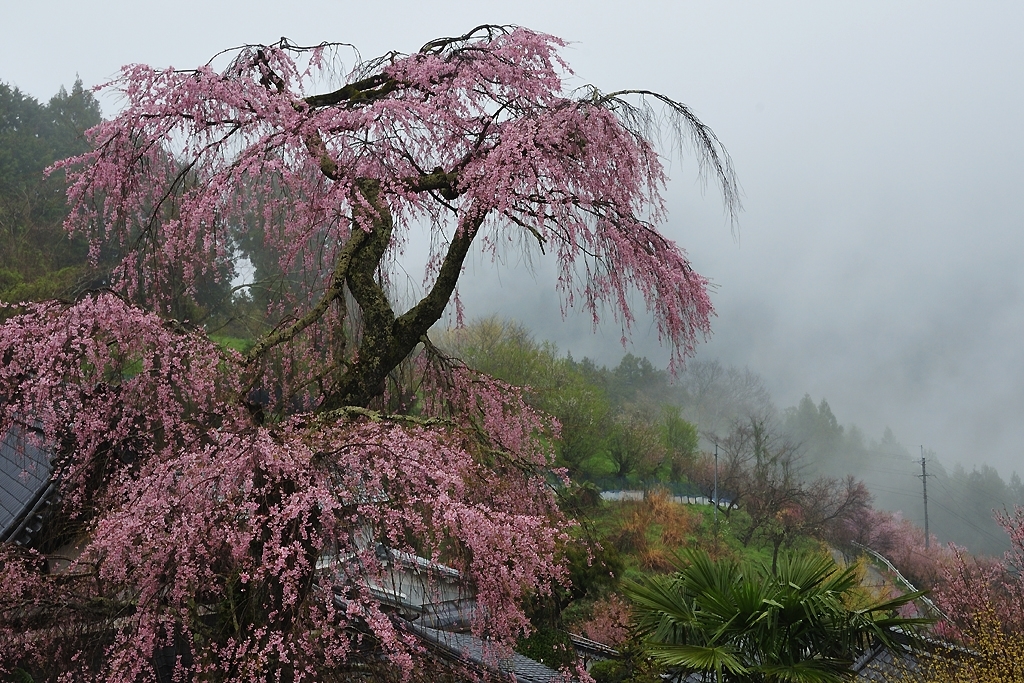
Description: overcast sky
xmin=5 ymin=0 xmax=1024 ymax=478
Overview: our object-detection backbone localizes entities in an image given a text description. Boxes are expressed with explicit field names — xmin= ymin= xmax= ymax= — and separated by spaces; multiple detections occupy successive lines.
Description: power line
xmin=857 ymin=465 xmax=920 ymax=476
xmin=926 ymin=476 xmax=1011 ymax=548
xmin=927 ymin=498 xmax=1008 ymax=548
xmin=866 ymin=482 xmax=1009 ymax=549
xmin=867 ymin=485 xmax=922 ymax=499
xmin=932 ymin=473 xmax=1018 ymax=513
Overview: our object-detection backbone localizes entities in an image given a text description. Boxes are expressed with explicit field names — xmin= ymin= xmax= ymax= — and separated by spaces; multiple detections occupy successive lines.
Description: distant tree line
xmin=445 ymin=318 xmax=1024 ymax=558
xmin=0 ymin=78 xmax=253 ymax=332
xmin=783 ymin=394 xmax=1024 ymax=556
xmin=0 ymin=77 xmax=101 ymax=303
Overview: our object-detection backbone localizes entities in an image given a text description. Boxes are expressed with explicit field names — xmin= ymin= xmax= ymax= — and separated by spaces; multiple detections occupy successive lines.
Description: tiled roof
xmin=853 ymin=642 xmax=923 ymax=681
xmin=333 ymin=587 xmax=564 ymax=681
xmin=417 ymin=599 xmax=477 ymax=630
xmin=567 ymin=632 xmax=620 ymax=658
xmin=405 ymin=622 xmax=563 ymax=683
xmin=851 ymin=631 xmax=968 ymax=682
xmin=0 ymin=421 xmax=55 ymax=545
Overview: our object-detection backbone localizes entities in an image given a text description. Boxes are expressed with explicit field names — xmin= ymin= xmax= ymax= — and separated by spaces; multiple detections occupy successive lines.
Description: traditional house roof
xmin=331 ymin=544 xmax=568 ymax=681
xmin=851 ymin=629 xmax=973 ymax=682
xmin=0 ymin=419 xmax=56 ymax=545
xmin=852 ymin=640 xmax=922 ymax=681
xmin=404 ymin=622 xmax=563 ymax=683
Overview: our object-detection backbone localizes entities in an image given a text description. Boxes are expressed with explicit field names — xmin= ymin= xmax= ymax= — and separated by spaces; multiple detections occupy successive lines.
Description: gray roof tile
xmin=405 ymin=622 xmax=564 ymax=683
xmin=0 ymin=421 xmax=54 ymax=545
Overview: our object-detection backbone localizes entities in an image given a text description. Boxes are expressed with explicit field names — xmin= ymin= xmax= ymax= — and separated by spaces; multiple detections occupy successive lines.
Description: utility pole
xmin=919 ymin=446 xmax=930 ymax=550
xmin=713 ymin=442 xmax=719 ymax=525
xmin=713 ymin=442 xmax=719 ymax=545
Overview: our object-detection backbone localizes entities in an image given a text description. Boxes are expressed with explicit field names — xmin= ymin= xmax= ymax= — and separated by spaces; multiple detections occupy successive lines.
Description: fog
xmin=5 ymin=1 xmax=1024 ymax=477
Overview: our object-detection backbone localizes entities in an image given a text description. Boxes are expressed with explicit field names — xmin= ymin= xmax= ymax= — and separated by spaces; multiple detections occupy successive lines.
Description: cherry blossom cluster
xmin=0 ymin=297 xmax=568 ymax=681
xmin=933 ymin=506 xmax=1024 ymax=642
xmin=52 ymin=26 xmax=720 ymax=370
xmin=0 ymin=295 xmax=241 ymax=512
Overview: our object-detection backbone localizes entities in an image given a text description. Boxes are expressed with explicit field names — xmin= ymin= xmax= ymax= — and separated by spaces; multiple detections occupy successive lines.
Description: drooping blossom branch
xmin=52 ymin=25 xmax=735 ymax=409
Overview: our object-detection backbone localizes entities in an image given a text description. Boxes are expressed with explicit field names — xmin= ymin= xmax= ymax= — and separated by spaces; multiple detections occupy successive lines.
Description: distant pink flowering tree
xmin=934 ymin=506 xmax=1024 ymax=642
xmin=580 ymin=594 xmax=631 ymax=648
xmin=0 ymin=25 xmax=736 ymax=682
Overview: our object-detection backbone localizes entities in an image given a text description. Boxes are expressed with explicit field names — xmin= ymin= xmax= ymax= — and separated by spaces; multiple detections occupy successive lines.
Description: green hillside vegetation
xmin=522 ymin=487 xmax=927 ymax=682
xmin=439 ymin=319 xmax=700 ymax=489
xmin=444 ymin=318 xmax=1024 ymax=558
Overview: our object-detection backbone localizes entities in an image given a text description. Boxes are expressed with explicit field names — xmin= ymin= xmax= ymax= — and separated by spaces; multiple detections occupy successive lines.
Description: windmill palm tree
xmin=626 ymin=549 xmax=930 ymax=683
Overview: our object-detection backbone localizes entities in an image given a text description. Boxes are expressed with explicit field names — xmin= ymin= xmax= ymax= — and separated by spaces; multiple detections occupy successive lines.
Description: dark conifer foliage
xmin=0 ymin=78 xmax=101 ymax=302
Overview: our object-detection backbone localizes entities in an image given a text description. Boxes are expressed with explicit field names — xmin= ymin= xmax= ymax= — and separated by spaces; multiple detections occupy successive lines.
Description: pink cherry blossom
xmin=3 ymin=26 xmax=736 ymax=681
